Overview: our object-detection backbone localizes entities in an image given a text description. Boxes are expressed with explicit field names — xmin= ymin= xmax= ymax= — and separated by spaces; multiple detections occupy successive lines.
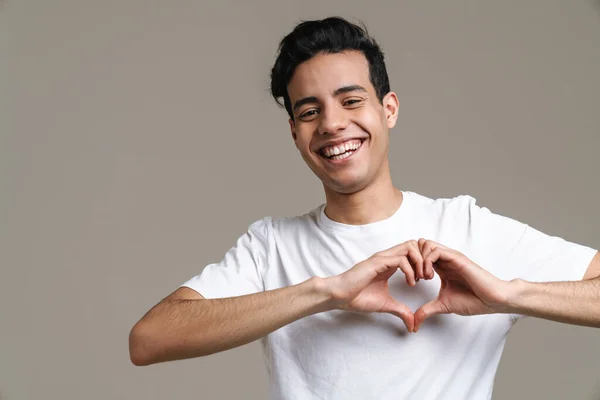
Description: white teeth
xmin=330 ymin=150 xmax=354 ymax=160
xmin=321 ymin=140 xmax=363 ymax=158
xmin=322 ymin=140 xmax=363 ymax=157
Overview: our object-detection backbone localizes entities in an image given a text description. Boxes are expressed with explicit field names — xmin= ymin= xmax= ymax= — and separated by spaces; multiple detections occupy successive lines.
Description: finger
xmin=418 ymin=237 xmax=426 ymax=254
xmin=396 ymin=256 xmax=417 ymax=286
xmin=419 ymin=240 xmax=437 ymax=279
xmin=379 ymin=255 xmax=416 ymax=286
xmin=424 ymin=248 xmax=446 ymax=280
xmin=413 ymin=299 xmax=448 ymax=332
xmin=425 ymin=247 xmax=460 ymax=270
xmin=380 ymin=299 xmax=415 ymax=332
xmin=406 ymin=246 xmax=425 ymax=281
xmin=427 ymin=248 xmax=488 ymax=287
xmin=417 ymin=238 xmax=428 ymax=281
xmin=377 ymin=241 xmax=421 ymax=281
xmin=376 ymin=240 xmax=415 ymax=257
xmin=421 ymin=240 xmax=453 ymax=279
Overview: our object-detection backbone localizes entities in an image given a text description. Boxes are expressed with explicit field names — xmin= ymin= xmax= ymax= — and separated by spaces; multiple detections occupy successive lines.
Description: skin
xmin=287 ymin=50 xmax=403 ymax=226
xmin=129 ymin=49 xmax=600 ymax=367
xmin=285 ymin=49 xmax=600 ymax=331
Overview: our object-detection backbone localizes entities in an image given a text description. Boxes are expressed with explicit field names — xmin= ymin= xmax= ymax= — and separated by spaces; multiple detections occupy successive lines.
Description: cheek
xmin=294 ymin=129 xmax=315 ymax=154
xmin=355 ymin=109 xmax=384 ymax=138
xmin=293 ymin=138 xmax=312 ymax=160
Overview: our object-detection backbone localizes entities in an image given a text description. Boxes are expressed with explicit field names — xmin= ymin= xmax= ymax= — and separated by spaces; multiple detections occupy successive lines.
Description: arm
xmin=129 ymin=278 xmax=332 ymax=366
xmin=129 ymin=241 xmax=425 ymax=366
xmin=504 ymin=251 xmax=600 ymax=326
xmin=412 ymin=240 xmax=600 ymax=331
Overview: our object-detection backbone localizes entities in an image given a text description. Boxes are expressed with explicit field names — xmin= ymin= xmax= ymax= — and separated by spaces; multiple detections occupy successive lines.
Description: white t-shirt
xmin=180 ymin=191 xmax=597 ymax=400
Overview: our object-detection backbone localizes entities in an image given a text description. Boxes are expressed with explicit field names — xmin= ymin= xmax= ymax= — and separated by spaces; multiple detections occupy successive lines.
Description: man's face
xmin=287 ymin=51 xmax=399 ymax=195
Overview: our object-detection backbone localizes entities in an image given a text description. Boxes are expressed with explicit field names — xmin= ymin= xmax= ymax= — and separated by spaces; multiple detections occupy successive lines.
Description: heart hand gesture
xmin=327 ymin=240 xmax=430 ymax=332
xmin=326 ymin=239 xmax=510 ymax=333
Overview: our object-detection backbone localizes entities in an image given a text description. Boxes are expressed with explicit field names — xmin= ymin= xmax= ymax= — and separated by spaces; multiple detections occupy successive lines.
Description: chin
xmin=324 ymin=177 xmax=369 ymax=195
xmin=306 ymin=158 xmax=372 ymax=194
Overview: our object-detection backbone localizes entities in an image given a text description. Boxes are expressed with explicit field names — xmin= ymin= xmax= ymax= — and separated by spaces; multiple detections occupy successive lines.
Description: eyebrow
xmin=292 ymin=85 xmax=368 ymax=112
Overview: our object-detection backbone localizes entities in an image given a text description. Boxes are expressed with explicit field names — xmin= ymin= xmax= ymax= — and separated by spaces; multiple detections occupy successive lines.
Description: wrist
xmin=500 ymin=278 xmax=529 ymax=314
xmin=304 ymin=276 xmax=338 ymax=314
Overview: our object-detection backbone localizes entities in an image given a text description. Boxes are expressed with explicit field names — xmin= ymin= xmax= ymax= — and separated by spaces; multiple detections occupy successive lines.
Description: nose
xmin=318 ymin=103 xmax=349 ymax=135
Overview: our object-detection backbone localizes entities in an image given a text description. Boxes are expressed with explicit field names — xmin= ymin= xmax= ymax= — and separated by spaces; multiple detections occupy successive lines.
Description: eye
xmin=343 ymin=98 xmax=362 ymax=107
xmin=299 ymin=109 xmax=319 ymax=120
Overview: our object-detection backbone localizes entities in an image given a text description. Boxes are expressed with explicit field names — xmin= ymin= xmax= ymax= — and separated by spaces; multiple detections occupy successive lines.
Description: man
xmin=129 ymin=17 xmax=600 ymax=399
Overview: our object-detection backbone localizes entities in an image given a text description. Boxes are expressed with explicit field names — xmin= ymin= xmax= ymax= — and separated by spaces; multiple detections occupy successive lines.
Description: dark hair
xmin=270 ymin=16 xmax=391 ymax=120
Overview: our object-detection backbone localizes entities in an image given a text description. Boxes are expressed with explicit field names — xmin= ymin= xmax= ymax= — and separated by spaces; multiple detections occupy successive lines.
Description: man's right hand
xmin=325 ymin=240 xmax=429 ymax=332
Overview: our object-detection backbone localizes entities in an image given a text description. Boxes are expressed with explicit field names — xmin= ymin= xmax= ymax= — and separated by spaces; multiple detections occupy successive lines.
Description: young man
xmin=129 ymin=17 xmax=600 ymax=399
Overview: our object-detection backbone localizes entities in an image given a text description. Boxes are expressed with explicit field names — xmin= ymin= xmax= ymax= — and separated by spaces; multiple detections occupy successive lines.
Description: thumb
xmin=413 ymin=299 xmax=448 ymax=332
xmin=380 ymin=299 xmax=415 ymax=332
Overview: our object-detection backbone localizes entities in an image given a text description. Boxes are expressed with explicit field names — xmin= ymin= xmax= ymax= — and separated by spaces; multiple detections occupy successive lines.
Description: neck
xmin=322 ymin=165 xmax=403 ymax=225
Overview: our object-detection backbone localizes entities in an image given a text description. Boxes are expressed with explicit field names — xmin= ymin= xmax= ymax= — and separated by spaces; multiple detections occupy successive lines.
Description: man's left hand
xmin=413 ymin=239 xmax=512 ymax=332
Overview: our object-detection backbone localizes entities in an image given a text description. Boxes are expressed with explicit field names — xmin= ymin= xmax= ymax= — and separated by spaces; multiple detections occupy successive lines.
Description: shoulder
xmin=270 ymin=205 xmax=322 ymax=235
xmin=246 ymin=204 xmax=323 ymax=240
xmin=407 ymin=191 xmax=476 ymax=206
xmin=407 ymin=191 xmax=480 ymax=218
xmin=415 ymin=192 xmax=527 ymax=250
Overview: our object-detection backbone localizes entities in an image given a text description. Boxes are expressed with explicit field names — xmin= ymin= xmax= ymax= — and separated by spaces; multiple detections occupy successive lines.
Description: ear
xmin=289 ymin=118 xmax=297 ymax=141
xmin=382 ymin=92 xmax=400 ymax=129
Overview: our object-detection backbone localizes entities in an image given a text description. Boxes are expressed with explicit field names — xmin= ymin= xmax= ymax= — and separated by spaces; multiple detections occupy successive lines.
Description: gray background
xmin=2 ymin=1 xmax=600 ymax=399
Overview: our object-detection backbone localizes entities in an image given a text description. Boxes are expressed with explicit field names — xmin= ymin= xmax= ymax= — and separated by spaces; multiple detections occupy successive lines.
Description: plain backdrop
xmin=2 ymin=1 xmax=600 ymax=399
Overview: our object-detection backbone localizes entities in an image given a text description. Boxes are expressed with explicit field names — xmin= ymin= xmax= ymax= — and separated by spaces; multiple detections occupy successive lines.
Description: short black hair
xmin=270 ymin=16 xmax=391 ymax=120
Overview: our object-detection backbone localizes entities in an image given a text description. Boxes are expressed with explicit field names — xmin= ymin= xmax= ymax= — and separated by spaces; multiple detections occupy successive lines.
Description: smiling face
xmin=287 ymin=51 xmax=399 ymax=195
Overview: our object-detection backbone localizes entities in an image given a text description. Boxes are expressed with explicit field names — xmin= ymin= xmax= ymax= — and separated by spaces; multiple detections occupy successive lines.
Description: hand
xmin=413 ymin=239 xmax=511 ymax=332
xmin=326 ymin=240 xmax=431 ymax=332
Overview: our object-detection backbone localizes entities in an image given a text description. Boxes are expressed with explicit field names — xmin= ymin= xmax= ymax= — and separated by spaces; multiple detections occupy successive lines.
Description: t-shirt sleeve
xmin=179 ymin=218 xmax=271 ymax=299
xmin=467 ymin=196 xmax=597 ymax=285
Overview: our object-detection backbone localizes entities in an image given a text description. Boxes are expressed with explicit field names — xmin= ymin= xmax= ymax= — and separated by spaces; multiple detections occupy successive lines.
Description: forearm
xmin=504 ymin=276 xmax=600 ymax=327
xmin=129 ymin=277 xmax=334 ymax=365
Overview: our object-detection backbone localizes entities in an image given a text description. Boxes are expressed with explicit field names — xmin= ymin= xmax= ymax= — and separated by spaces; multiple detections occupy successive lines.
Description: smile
xmin=318 ymin=139 xmax=365 ymax=163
